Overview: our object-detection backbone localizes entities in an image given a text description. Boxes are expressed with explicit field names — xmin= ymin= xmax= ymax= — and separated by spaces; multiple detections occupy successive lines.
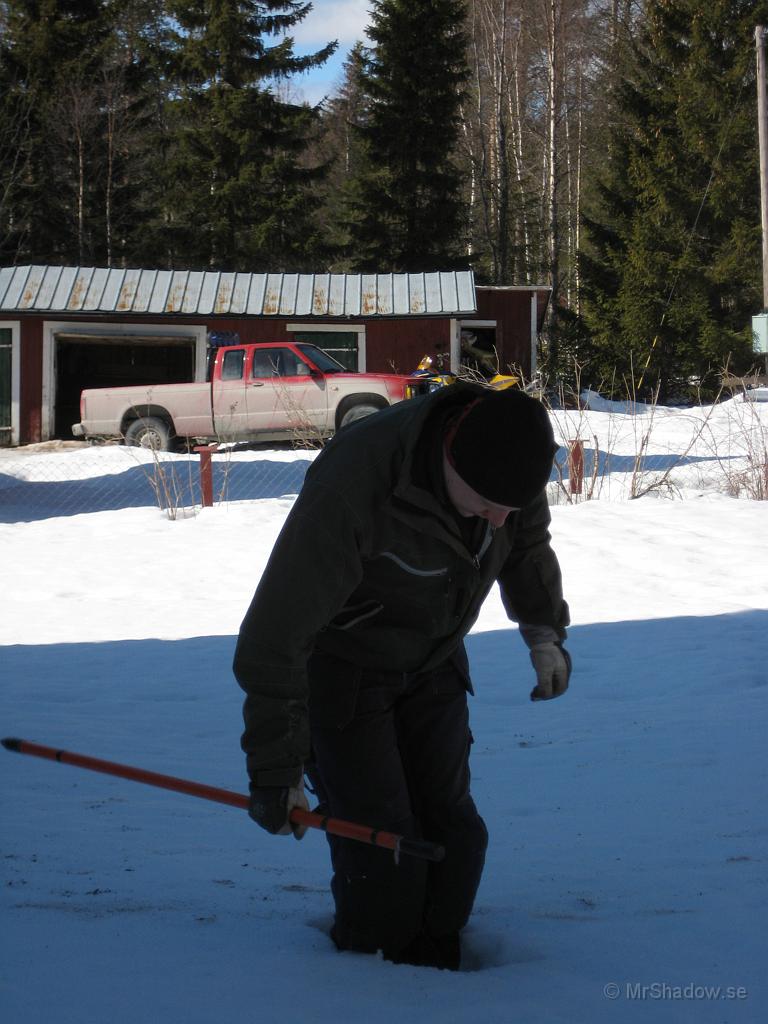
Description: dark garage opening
xmin=54 ymin=334 xmax=196 ymax=439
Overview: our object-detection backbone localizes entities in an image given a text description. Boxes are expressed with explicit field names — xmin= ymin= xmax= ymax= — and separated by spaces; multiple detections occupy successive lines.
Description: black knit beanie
xmin=447 ymin=389 xmax=557 ymax=507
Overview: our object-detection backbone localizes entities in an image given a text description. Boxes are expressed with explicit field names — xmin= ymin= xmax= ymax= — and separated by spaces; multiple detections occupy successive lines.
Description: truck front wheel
xmin=124 ymin=416 xmax=174 ymax=451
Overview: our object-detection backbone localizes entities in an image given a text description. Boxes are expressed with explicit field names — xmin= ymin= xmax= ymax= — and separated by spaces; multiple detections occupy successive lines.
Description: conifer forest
xmin=1 ymin=0 xmax=767 ymax=395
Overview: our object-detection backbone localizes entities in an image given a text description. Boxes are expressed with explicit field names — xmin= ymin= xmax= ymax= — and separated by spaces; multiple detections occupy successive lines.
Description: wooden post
xmin=568 ymin=439 xmax=584 ymax=496
xmin=194 ymin=444 xmax=218 ymax=508
xmin=756 ymin=26 xmax=768 ymax=311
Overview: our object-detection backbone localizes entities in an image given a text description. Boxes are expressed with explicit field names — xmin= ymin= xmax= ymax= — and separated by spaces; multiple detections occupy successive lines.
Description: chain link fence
xmin=0 ymin=442 xmax=317 ymax=523
xmin=3 ymin=391 xmax=767 ymax=524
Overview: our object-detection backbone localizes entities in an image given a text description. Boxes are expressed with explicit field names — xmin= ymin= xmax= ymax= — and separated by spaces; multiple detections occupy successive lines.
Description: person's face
xmin=442 ymin=449 xmax=518 ymax=527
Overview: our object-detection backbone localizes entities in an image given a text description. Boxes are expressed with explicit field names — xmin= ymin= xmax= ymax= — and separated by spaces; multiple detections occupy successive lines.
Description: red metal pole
xmin=194 ymin=444 xmax=218 ymax=508
xmin=2 ymin=738 xmax=443 ymax=863
xmin=568 ymin=439 xmax=584 ymax=496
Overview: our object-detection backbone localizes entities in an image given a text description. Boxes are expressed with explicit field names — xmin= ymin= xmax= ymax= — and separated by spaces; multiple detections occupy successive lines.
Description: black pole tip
xmin=397 ymin=836 xmax=446 ymax=863
xmin=1 ymin=738 xmax=23 ymax=752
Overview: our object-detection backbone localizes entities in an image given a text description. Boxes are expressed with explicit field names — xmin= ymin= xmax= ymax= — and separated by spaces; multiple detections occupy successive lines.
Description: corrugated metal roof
xmin=0 ymin=266 xmax=477 ymax=317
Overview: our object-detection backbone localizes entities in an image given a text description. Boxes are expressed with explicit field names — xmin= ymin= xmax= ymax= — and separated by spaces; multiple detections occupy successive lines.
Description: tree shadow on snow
xmin=466 ymin=608 xmax=768 ymax=701
xmin=0 ymin=459 xmax=313 ymax=523
xmin=1 ymin=611 xmax=766 ymax=976
xmin=2 ymin=607 xmax=765 ymax=757
xmin=552 ymin=445 xmax=732 ymax=485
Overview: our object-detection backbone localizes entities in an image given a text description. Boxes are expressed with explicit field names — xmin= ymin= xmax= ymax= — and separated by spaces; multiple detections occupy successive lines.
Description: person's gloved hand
xmin=248 ymin=781 xmax=310 ymax=840
xmin=529 ymin=642 xmax=572 ymax=701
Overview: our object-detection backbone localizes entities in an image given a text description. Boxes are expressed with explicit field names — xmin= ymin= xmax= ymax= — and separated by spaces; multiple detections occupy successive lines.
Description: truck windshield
xmin=296 ymin=344 xmax=346 ymax=374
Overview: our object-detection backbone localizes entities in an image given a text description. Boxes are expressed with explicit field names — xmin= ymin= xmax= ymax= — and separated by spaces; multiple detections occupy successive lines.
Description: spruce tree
xmin=160 ymin=0 xmax=335 ymax=271
xmin=312 ymin=43 xmax=369 ymax=268
xmin=344 ymin=0 xmax=470 ymax=272
xmin=581 ymin=0 xmax=768 ymax=399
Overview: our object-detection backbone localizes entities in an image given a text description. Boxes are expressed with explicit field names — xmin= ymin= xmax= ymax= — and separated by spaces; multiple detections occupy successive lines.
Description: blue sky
xmin=282 ymin=0 xmax=373 ymax=106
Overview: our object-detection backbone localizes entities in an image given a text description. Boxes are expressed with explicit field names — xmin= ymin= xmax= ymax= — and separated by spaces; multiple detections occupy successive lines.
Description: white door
xmin=211 ymin=348 xmax=250 ymax=438
xmin=245 ymin=346 xmax=328 ymax=435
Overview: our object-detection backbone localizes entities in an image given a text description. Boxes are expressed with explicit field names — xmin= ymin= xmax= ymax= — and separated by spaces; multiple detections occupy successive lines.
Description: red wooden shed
xmin=0 ymin=266 xmax=549 ymax=444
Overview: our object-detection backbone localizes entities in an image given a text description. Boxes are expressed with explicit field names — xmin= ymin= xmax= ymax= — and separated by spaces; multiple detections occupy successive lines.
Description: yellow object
xmin=408 ymin=355 xmax=518 ymax=396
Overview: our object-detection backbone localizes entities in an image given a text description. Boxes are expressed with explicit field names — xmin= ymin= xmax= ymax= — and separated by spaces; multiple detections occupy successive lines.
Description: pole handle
xmin=290 ymin=807 xmax=444 ymax=863
xmin=2 ymin=738 xmax=445 ymax=863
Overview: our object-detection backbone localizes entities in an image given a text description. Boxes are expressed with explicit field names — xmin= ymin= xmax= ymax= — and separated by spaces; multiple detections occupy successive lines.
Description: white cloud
xmin=290 ymin=0 xmax=372 ymax=50
xmin=287 ymin=71 xmax=344 ymax=106
xmin=278 ymin=1 xmax=373 ymax=105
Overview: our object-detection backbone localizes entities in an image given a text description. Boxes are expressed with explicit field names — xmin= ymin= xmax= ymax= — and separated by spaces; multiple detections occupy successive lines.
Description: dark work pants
xmin=306 ymin=647 xmax=488 ymax=959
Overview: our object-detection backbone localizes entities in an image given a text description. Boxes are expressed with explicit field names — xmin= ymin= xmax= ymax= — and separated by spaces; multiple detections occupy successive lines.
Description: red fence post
xmin=194 ymin=444 xmax=219 ymax=508
xmin=568 ymin=439 xmax=584 ymax=496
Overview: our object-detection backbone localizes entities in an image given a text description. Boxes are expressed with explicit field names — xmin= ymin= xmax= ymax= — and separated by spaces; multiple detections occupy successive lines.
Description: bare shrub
xmin=123 ymin=417 xmax=196 ymax=520
xmin=703 ymin=384 xmax=768 ymax=500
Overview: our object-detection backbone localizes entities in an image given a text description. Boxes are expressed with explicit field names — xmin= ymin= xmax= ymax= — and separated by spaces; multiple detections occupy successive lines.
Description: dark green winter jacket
xmin=233 ymin=382 xmax=569 ymax=787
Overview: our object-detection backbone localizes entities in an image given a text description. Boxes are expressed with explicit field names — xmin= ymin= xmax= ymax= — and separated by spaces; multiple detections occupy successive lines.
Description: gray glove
xmin=529 ymin=642 xmax=572 ymax=701
xmin=248 ymin=780 xmax=310 ymax=840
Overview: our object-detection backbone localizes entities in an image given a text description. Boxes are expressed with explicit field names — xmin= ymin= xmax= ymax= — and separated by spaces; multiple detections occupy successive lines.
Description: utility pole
xmin=755 ymin=26 xmax=768 ymax=310
xmin=755 ymin=27 xmax=768 ymax=372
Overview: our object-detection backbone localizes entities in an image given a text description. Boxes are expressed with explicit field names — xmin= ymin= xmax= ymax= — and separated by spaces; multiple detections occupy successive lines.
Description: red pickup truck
xmin=72 ymin=341 xmax=414 ymax=450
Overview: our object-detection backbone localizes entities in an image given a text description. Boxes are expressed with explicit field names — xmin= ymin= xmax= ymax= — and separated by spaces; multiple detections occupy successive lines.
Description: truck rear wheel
xmin=124 ymin=416 xmax=174 ymax=451
xmin=338 ymin=397 xmax=388 ymax=430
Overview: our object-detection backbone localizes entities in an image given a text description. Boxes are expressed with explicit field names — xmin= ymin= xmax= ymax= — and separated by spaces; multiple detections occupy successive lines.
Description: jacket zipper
xmin=473 ymin=523 xmax=494 ymax=569
xmin=379 ymin=551 xmax=449 ymax=577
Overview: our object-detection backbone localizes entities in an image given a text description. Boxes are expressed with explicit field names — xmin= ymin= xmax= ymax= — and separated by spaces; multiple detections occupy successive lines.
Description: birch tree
xmin=0 ymin=71 xmax=32 ymax=261
xmin=462 ymin=0 xmax=611 ymax=373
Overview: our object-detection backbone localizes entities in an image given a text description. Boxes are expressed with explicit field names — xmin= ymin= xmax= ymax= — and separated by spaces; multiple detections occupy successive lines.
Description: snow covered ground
xmin=1 ymin=397 xmax=766 ymax=1023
